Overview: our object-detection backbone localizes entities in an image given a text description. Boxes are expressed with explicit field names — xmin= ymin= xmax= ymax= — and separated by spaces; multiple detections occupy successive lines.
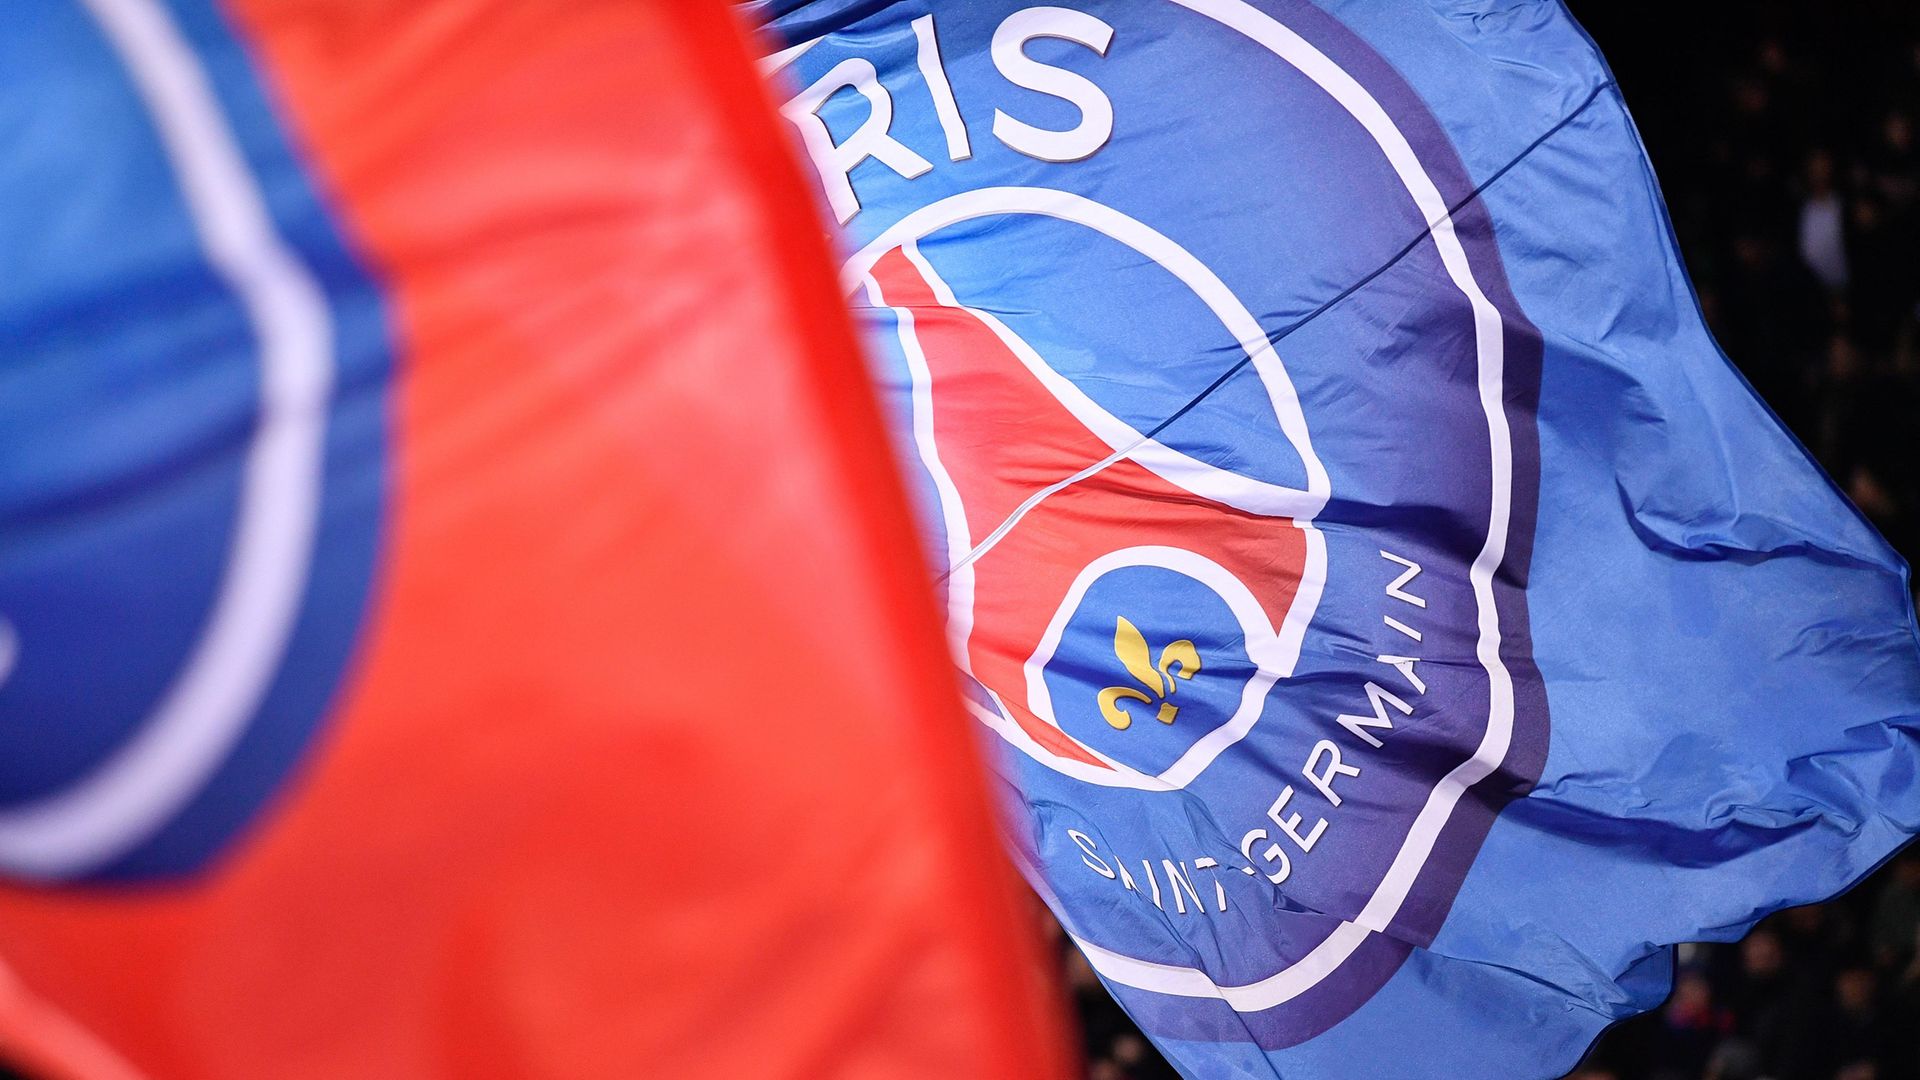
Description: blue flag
xmin=751 ymin=2 xmax=1920 ymax=1075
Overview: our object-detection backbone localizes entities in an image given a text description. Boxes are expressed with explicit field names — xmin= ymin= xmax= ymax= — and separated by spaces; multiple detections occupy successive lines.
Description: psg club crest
xmin=777 ymin=0 xmax=1550 ymax=1047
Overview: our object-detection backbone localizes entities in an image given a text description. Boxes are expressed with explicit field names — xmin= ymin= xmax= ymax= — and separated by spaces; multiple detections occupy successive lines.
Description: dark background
xmin=1074 ymin=3 xmax=1920 ymax=1079
xmin=1563 ymin=4 xmax=1920 ymax=1078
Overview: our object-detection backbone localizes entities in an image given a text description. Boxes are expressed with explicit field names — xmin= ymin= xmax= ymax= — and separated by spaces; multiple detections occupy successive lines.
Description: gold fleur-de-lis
xmin=1097 ymin=616 xmax=1201 ymax=730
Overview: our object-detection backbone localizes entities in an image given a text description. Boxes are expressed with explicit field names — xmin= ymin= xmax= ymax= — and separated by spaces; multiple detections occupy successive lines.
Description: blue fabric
xmin=0 ymin=0 xmax=391 ymax=881
xmin=751 ymin=1 xmax=1920 ymax=1075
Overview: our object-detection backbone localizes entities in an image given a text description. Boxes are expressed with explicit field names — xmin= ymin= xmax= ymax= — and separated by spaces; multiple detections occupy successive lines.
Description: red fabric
xmin=0 ymin=2 xmax=1074 ymax=1077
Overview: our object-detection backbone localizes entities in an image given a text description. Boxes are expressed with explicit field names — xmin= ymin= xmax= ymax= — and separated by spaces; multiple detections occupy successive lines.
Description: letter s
xmin=990 ymin=7 xmax=1114 ymax=162
xmin=1068 ymin=829 xmax=1117 ymax=879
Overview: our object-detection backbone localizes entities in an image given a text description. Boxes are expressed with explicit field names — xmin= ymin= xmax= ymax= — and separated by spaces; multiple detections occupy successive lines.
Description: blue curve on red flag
xmin=751 ymin=1 xmax=1920 ymax=1076
xmin=0 ymin=0 xmax=389 ymax=882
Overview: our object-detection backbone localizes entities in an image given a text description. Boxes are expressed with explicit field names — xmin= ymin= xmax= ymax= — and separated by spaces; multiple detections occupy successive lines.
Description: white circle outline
xmin=0 ymin=0 xmax=334 ymax=879
xmin=851 ymin=0 xmax=1523 ymax=1016
xmin=1023 ymin=547 xmax=1289 ymax=789
xmin=849 ymin=190 xmax=1330 ymax=791
xmin=1079 ymin=0 xmax=1521 ymax=1013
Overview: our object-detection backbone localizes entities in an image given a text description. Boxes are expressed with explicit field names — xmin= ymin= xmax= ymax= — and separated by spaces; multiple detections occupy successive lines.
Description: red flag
xmin=0 ymin=1 xmax=1072 ymax=1076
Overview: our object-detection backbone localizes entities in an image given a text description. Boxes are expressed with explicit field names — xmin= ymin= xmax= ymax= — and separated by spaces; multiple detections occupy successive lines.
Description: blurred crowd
xmin=1073 ymin=848 xmax=1920 ymax=1079
xmin=1569 ymin=5 xmax=1920 ymax=1078
xmin=1068 ymin=848 xmax=1920 ymax=1080
xmin=1064 ymin=931 xmax=1182 ymax=1080
xmin=1570 ymin=853 xmax=1920 ymax=1080
xmin=1587 ymin=0 xmax=1920 ymax=572
xmin=1073 ymin=3 xmax=1920 ymax=1079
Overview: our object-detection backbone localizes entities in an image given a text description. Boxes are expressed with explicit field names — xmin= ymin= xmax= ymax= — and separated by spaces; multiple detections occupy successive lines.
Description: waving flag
xmin=754 ymin=1 xmax=1920 ymax=1076
xmin=0 ymin=1 xmax=1073 ymax=1077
